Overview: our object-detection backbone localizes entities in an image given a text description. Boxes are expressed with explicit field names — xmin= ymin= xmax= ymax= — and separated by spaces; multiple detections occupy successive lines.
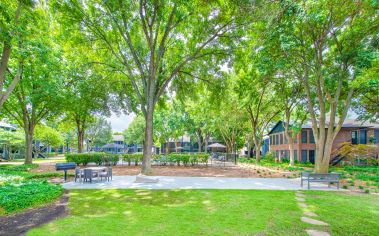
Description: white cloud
xmin=106 ymin=112 xmax=136 ymax=132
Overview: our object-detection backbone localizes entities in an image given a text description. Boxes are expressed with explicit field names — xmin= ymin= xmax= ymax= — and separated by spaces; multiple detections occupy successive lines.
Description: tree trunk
xmin=255 ymin=140 xmax=261 ymax=162
xmin=142 ymin=108 xmax=153 ymax=174
xmin=24 ymin=130 xmax=34 ymax=164
xmin=204 ymin=135 xmax=209 ymax=154
xmin=289 ymin=143 xmax=295 ymax=166
xmin=77 ymin=129 xmax=84 ymax=153
xmin=165 ymin=139 xmax=170 ymax=154
xmin=247 ymin=140 xmax=252 ymax=159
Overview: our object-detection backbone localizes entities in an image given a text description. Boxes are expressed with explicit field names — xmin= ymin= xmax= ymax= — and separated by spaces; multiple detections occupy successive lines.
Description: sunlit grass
xmin=28 ymin=190 xmax=305 ymax=236
xmin=28 ymin=190 xmax=379 ymax=236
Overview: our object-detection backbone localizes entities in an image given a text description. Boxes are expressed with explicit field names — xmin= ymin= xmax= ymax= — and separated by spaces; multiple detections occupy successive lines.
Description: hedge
xmin=153 ymin=153 xmax=209 ymax=166
xmin=66 ymin=153 xmax=120 ymax=166
xmin=122 ymin=153 xmax=143 ymax=166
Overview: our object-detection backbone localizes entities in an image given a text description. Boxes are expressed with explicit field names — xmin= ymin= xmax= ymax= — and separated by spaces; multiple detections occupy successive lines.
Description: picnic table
xmin=76 ymin=166 xmax=111 ymax=183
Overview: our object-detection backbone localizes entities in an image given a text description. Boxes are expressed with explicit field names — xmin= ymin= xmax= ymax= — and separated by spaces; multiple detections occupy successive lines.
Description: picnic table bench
xmin=301 ymin=172 xmax=340 ymax=189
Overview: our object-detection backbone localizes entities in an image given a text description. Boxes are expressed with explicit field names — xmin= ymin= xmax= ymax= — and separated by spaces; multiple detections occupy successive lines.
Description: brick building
xmin=268 ymin=120 xmax=379 ymax=163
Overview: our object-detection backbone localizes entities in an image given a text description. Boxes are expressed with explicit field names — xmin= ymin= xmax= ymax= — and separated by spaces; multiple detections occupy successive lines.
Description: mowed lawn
xmin=28 ymin=190 xmax=379 ymax=236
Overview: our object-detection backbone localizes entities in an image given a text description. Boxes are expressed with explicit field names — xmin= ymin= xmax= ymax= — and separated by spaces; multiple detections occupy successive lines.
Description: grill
xmin=56 ymin=162 xmax=76 ymax=181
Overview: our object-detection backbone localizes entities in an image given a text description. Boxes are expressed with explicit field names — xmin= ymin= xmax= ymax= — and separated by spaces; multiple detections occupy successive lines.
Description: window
xmin=284 ymin=150 xmax=289 ymax=159
xmin=309 ymin=150 xmax=315 ymax=164
xmin=273 ymin=135 xmax=276 ymax=145
xmin=276 ymin=134 xmax=279 ymax=145
xmin=270 ymin=136 xmax=273 ymax=145
xmin=309 ymin=131 xmax=315 ymax=143
xmin=301 ymin=131 xmax=308 ymax=143
xmin=375 ymin=130 xmax=379 ymax=144
xmin=280 ymin=134 xmax=283 ymax=145
xmin=284 ymin=135 xmax=288 ymax=144
xmin=294 ymin=150 xmax=298 ymax=161
xmin=301 ymin=150 xmax=308 ymax=163
xmin=359 ymin=129 xmax=367 ymax=144
xmin=351 ymin=131 xmax=358 ymax=144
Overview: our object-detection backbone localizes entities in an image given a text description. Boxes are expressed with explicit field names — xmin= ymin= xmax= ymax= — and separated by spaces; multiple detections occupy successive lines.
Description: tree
xmin=35 ymin=125 xmax=64 ymax=156
xmin=352 ymin=59 xmax=379 ymax=123
xmin=0 ymin=128 xmax=24 ymax=160
xmin=277 ymin=0 xmax=378 ymax=173
xmin=124 ymin=115 xmax=145 ymax=146
xmin=55 ymin=0 xmax=242 ymax=174
xmin=3 ymin=7 xmax=64 ymax=164
xmin=0 ymin=0 xmax=35 ymax=110
xmin=86 ymin=117 xmax=113 ymax=149
xmin=61 ymin=50 xmax=114 ymax=153
xmin=212 ymin=79 xmax=248 ymax=154
xmin=154 ymin=102 xmax=186 ymax=153
xmin=184 ymin=88 xmax=216 ymax=153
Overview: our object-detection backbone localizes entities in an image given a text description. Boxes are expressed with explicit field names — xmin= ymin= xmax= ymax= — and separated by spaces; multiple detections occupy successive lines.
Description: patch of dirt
xmin=32 ymin=162 xmax=294 ymax=178
xmin=0 ymin=191 xmax=69 ymax=236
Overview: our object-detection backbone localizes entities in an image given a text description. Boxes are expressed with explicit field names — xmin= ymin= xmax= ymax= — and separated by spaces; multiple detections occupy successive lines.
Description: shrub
xmin=0 ymin=180 xmax=63 ymax=214
xmin=122 ymin=153 xmax=143 ymax=166
xmin=66 ymin=153 xmax=120 ymax=166
xmin=196 ymin=153 xmax=209 ymax=165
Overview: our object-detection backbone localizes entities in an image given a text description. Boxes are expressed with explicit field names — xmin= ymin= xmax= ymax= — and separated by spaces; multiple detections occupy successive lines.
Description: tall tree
xmin=86 ymin=117 xmax=113 ymax=149
xmin=35 ymin=125 xmax=64 ymax=156
xmin=3 ymin=5 xmax=64 ymax=164
xmin=0 ymin=0 xmax=34 ymax=109
xmin=55 ymin=0 xmax=242 ymax=174
xmin=277 ymin=0 xmax=378 ymax=173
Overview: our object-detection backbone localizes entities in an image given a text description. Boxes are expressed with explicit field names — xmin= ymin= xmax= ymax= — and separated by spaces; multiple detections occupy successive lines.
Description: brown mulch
xmin=32 ymin=162 xmax=294 ymax=178
xmin=0 ymin=191 xmax=70 ymax=236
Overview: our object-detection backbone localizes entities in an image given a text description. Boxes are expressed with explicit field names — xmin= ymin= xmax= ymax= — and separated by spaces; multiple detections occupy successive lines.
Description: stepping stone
xmin=298 ymin=202 xmax=308 ymax=208
xmin=296 ymin=193 xmax=305 ymax=197
xmin=306 ymin=229 xmax=330 ymax=236
xmin=296 ymin=197 xmax=305 ymax=202
xmin=301 ymin=217 xmax=328 ymax=226
xmin=304 ymin=211 xmax=318 ymax=217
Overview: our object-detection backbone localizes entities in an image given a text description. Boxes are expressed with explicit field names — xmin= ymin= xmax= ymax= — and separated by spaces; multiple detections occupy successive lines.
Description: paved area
xmin=63 ymin=176 xmax=340 ymax=190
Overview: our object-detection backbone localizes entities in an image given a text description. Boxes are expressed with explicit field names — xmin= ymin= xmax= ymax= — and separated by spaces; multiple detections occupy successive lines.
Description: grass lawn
xmin=28 ymin=190 xmax=379 ymax=236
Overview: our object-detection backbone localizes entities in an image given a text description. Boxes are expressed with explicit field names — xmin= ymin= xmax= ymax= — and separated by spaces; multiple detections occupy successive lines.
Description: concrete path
xmin=63 ymin=176 xmax=340 ymax=190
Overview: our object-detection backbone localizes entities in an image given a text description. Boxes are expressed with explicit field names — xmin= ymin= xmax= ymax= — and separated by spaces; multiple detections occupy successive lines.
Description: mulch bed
xmin=0 ymin=191 xmax=70 ymax=236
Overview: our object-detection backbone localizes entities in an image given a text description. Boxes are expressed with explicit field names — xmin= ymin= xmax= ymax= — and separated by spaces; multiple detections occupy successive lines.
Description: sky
xmin=106 ymin=112 xmax=135 ymax=132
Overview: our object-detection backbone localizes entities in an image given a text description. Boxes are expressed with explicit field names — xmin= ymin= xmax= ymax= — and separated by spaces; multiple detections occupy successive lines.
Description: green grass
xmin=29 ymin=190 xmax=306 ymax=236
xmin=305 ymin=191 xmax=379 ymax=236
xmin=28 ymin=190 xmax=379 ymax=236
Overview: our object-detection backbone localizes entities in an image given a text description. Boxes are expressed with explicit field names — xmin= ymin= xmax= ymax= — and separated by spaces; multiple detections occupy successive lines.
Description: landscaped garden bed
xmin=0 ymin=164 xmax=63 ymax=215
xmin=238 ymin=157 xmax=379 ymax=193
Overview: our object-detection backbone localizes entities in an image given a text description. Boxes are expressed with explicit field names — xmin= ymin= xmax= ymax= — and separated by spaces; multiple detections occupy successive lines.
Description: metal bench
xmin=301 ymin=172 xmax=340 ymax=189
xmin=56 ymin=162 xmax=76 ymax=181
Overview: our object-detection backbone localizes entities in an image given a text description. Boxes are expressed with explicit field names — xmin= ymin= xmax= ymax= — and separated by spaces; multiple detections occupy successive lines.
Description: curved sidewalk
xmin=63 ymin=176 xmax=340 ymax=190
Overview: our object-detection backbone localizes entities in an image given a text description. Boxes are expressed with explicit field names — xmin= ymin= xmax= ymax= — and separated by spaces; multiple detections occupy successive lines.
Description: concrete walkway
xmin=63 ymin=176 xmax=340 ymax=190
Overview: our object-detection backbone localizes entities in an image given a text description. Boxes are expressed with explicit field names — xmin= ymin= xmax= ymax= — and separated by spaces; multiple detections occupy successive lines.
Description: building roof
xmin=0 ymin=121 xmax=17 ymax=130
xmin=269 ymin=119 xmax=379 ymax=135
xmin=112 ymin=135 xmax=124 ymax=142
xmin=102 ymin=143 xmax=124 ymax=149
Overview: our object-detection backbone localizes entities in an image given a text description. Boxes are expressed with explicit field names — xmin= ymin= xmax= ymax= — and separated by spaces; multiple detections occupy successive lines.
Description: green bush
xmin=66 ymin=153 xmax=120 ymax=166
xmin=0 ymin=180 xmax=63 ymax=214
xmin=194 ymin=153 xmax=209 ymax=166
xmin=122 ymin=153 xmax=143 ymax=166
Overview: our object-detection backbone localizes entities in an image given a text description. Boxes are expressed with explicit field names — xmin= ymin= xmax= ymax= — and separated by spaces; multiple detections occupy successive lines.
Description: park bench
xmin=301 ymin=172 xmax=340 ymax=190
